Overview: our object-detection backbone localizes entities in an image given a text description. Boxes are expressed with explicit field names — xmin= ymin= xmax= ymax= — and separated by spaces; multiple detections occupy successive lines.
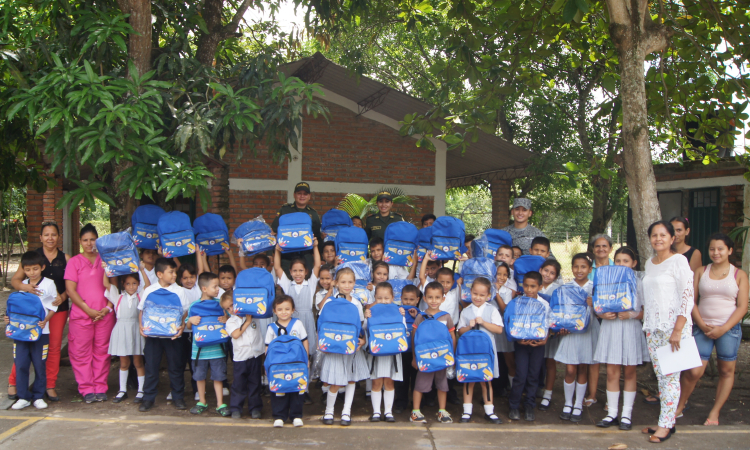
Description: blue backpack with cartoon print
xmin=335 ymin=226 xmax=369 ymax=264
xmin=413 ymin=311 xmax=455 ymax=373
xmin=549 ymin=285 xmax=590 ymax=333
xmin=513 ymin=255 xmax=546 ymax=294
xmin=193 ymin=213 xmax=230 ymax=256
xmin=277 ymin=212 xmax=314 ymax=253
xmin=157 ymin=211 xmax=196 ymax=258
xmin=593 ymin=265 xmax=638 ymax=314
xmin=456 ymin=326 xmax=495 ymax=383
xmin=265 ymin=321 xmax=309 ymax=394
xmin=471 ymin=229 xmax=513 ymax=259
xmin=317 ymin=298 xmax=362 ymax=355
xmin=416 ymin=227 xmax=432 ymax=263
xmin=367 ymin=303 xmax=408 ymax=357
xmin=141 ymin=289 xmax=184 ymax=338
xmin=460 ymin=258 xmax=497 ymax=304
xmin=97 ymin=231 xmax=140 ymax=277
xmin=131 ymin=204 xmax=166 ymax=250
xmin=190 ymin=300 xmax=230 ymax=348
xmin=5 ymin=292 xmax=46 ymax=342
xmin=503 ymin=296 xmax=549 ymax=342
xmin=321 ymin=209 xmax=352 ymax=242
xmin=383 ymin=222 xmax=418 ymax=268
xmin=234 ymin=219 xmax=276 ymax=256
xmin=430 ymin=217 xmax=467 ymax=260
xmin=233 ymin=268 xmax=275 ymax=319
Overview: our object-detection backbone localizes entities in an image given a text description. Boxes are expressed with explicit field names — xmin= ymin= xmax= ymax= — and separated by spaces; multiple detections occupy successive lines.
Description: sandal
xmin=649 ymin=431 xmax=673 ymax=443
xmin=642 ymin=426 xmax=676 ymax=435
xmin=216 ymin=404 xmax=231 ymax=417
xmin=190 ymin=402 xmax=208 ymax=415
xmin=642 ymin=395 xmax=660 ymax=405
xmin=704 ymin=419 xmax=719 ymax=426
xmin=583 ymin=397 xmax=597 ymax=407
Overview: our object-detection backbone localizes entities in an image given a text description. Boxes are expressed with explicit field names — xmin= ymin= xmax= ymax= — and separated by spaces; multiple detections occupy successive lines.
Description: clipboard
xmin=655 ymin=337 xmax=703 ymax=375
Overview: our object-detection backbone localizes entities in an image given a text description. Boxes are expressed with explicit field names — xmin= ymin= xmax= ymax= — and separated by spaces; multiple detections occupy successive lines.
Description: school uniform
xmin=457 ymin=303 xmax=503 ymax=377
xmin=509 ymin=295 xmax=550 ymax=411
xmin=139 ymin=267 xmax=159 ymax=291
xmin=554 ymin=281 xmax=601 ymax=365
xmin=319 ymin=299 xmax=368 ymax=386
xmin=388 ymin=265 xmax=411 ymax=280
xmin=491 ymin=286 xmax=515 ymax=353
xmin=227 ymin=314 xmax=264 ymax=414
xmin=412 ymin=313 xmax=455 ymax=393
xmin=180 ymin=284 xmax=202 ymax=394
xmin=540 ymin=283 xmax=562 ymax=359
xmin=277 ymin=272 xmax=318 ymax=357
xmin=365 ymin=314 xmax=406 ymax=381
xmin=265 ymin=319 xmax=307 ymax=421
xmin=106 ymin=286 xmax=145 ymax=356
xmin=593 ymin=276 xmax=649 ymax=365
xmin=419 ymin=286 xmax=460 ymax=325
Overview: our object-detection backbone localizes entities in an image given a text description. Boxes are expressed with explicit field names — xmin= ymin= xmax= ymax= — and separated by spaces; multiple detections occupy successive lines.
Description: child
xmin=369 ymin=261 xmax=390 ymax=293
xmin=369 ymin=237 xmax=385 ymax=265
xmin=138 ymin=257 xmax=189 ymax=412
xmin=253 ymin=253 xmax=271 ymax=270
xmin=512 ymin=246 xmax=523 ymax=261
xmin=457 ymin=277 xmax=504 ymax=424
xmin=352 ymin=217 xmax=364 ymax=228
xmin=420 ymin=258 xmax=441 ymax=289
xmin=495 ymin=245 xmax=517 ymax=292
xmin=529 ymin=237 xmax=551 ymax=258
xmin=393 ymin=284 xmax=421 ymax=413
xmin=139 ymin=248 xmax=159 ymax=288
xmin=411 ymin=281 xmax=456 ymax=424
xmin=555 ymin=253 xmax=600 ymax=423
xmin=508 ymin=272 xmax=550 ymax=421
xmin=315 ymin=264 xmax=335 ymax=310
xmin=7 ymin=251 xmax=57 ymax=410
xmin=538 ymin=259 xmax=562 ymax=411
xmin=320 ymin=268 xmax=368 ymax=426
xmin=186 ymin=272 xmax=230 ymax=416
xmin=222 ymin=291 xmax=264 ymax=420
xmin=218 ymin=264 xmax=237 ymax=296
xmin=365 ymin=282 xmax=406 ymax=422
xmin=321 ymin=241 xmax=336 ymax=266
xmin=104 ymin=262 xmax=150 ymax=403
xmin=593 ymin=247 xmax=646 ymax=431
xmin=265 ymin=295 xmax=309 ymax=427
xmin=177 ymin=259 xmax=203 ymax=401
xmin=492 ymin=262 xmax=516 ymax=392
xmin=420 ymin=253 xmax=460 ymax=325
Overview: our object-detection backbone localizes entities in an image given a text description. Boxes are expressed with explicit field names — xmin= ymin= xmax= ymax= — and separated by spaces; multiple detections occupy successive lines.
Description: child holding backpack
xmin=265 ymin=295 xmax=309 ymax=427
xmin=538 ymin=259 xmax=563 ymax=411
xmin=493 ymin=262 xmax=516 ymax=389
xmin=315 ymin=264 xmax=335 ymax=310
xmin=393 ymin=284 xmax=422 ymax=414
xmin=456 ymin=277 xmax=504 ymax=424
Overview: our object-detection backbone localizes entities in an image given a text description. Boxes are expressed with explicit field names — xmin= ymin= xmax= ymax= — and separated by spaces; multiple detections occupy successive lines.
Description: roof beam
xmin=356 ymin=87 xmax=390 ymax=116
xmin=446 ymin=166 xmax=528 ymax=189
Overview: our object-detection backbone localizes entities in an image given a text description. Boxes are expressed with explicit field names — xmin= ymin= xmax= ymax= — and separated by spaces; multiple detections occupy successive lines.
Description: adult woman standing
xmin=675 ymin=233 xmax=748 ymax=425
xmin=641 ymin=221 xmax=695 ymax=443
xmin=584 ymin=234 xmax=614 ymax=406
xmin=64 ymin=224 xmax=116 ymax=403
xmin=8 ymin=222 xmax=69 ymax=401
xmin=670 ymin=217 xmax=703 ymax=273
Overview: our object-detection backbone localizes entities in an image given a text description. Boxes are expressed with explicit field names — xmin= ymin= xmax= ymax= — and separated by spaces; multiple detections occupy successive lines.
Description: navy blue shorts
xmin=192 ymin=358 xmax=228 ymax=381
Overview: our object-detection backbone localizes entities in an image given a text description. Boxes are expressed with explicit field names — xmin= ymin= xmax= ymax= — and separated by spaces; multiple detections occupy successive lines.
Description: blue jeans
xmin=693 ymin=323 xmax=742 ymax=362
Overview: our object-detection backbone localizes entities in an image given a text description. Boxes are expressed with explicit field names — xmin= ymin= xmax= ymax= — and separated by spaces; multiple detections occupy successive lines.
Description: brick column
xmin=26 ymin=177 xmax=64 ymax=251
xmin=491 ymin=180 xmax=511 ymax=228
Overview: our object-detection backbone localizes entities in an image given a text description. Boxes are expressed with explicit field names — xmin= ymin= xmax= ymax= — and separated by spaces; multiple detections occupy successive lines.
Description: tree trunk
xmin=124 ymin=0 xmax=152 ymax=78
xmin=588 ymin=174 xmax=614 ymax=239
xmin=109 ymin=161 xmax=137 ymax=233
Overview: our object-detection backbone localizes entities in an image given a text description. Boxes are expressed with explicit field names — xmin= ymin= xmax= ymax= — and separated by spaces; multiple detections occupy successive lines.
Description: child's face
xmin=157 ymin=266 xmax=177 ymax=285
xmin=336 ymin=273 xmax=355 ymax=295
xmin=512 ymin=248 xmax=522 ymax=260
xmin=319 ymin=269 xmax=332 ymax=290
xmin=22 ymin=264 xmax=44 ymax=281
xmin=322 ymin=245 xmax=336 ymax=263
xmin=123 ymin=277 xmax=140 ymax=295
xmin=425 ymin=261 xmax=440 ymax=279
xmin=530 ymin=244 xmax=550 ymax=258
xmin=252 ymin=258 xmax=268 ymax=269
xmin=352 ymin=217 xmax=363 ymax=228
xmin=290 ymin=262 xmax=307 ymax=283
xmin=424 ymin=287 xmax=445 ymax=310
xmin=522 ymin=278 xmax=540 ymax=298
xmin=540 ymin=265 xmax=558 ymax=285
xmin=374 ymin=288 xmax=394 ymax=304
xmin=571 ymin=259 xmax=592 ymax=282
xmin=221 ymin=299 xmax=233 ymax=314
xmin=614 ymin=253 xmax=637 ymax=268
xmin=436 ymin=273 xmax=453 ymax=294
xmin=373 ymin=266 xmax=389 ymax=283
xmin=141 ymin=250 xmax=157 ymax=266
xmin=401 ymin=291 xmax=419 ymax=307
xmin=512 ymin=206 xmax=531 ymax=225
xmin=274 ymin=300 xmax=294 ymax=321
xmin=496 ymin=248 xmax=514 ymax=266
xmin=201 ymin=278 xmax=220 ymax=299
xmin=180 ymin=271 xmax=196 ymax=289
xmin=219 ymin=272 xmax=236 ymax=290
xmin=470 ymin=283 xmax=491 ymax=308
xmin=370 ymin=244 xmax=384 ymax=261
xmin=422 ymin=217 xmax=435 ymax=227
xmin=496 ymin=267 xmax=509 ymax=285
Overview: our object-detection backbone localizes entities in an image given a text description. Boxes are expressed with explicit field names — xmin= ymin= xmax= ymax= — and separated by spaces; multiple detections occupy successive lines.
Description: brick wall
xmin=721 ymin=185 xmax=744 ymax=236
xmin=26 ymin=178 xmax=65 ymax=251
xmin=228 ymin=190 xmax=288 ymax=230
xmin=227 ymin=145 xmax=288 ymax=180
xmin=300 ymin=100 xmax=436 ymax=185
xmin=311 ymin=192 xmax=433 ymax=225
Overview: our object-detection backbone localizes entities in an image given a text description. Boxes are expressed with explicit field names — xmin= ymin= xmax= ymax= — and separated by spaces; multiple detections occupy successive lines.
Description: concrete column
xmin=491 ymin=180 xmax=511 ymax=228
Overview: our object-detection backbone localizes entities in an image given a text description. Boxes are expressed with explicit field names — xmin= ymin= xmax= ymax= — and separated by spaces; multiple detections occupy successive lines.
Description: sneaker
xmin=95 ymin=393 xmax=107 ymax=402
xmin=410 ymin=410 xmax=426 ymax=423
xmin=166 ymin=392 xmax=172 ymax=401
xmin=273 ymin=419 xmax=284 ymax=428
xmin=194 ymin=392 xmax=200 ymax=401
xmin=11 ymin=399 xmax=31 ymax=410
xmin=190 ymin=402 xmax=208 ymax=415
xmin=33 ymin=399 xmax=48 ymax=409
xmin=216 ymin=404 xmax=231 ymax=417
xmin=84 ymin=393 xmax=97 ymax=404
xmin=223 ymin=387 xmax=229 ymax=396
xmin=437 ymin=410 xmax=453 ymax=423
xmin=293 ymin=418 xmax=304 ymax=427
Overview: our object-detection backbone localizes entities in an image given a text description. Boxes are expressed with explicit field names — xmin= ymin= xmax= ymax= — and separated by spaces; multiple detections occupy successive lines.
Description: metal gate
xmin=688 ymin=189 xmax=720 ymax=265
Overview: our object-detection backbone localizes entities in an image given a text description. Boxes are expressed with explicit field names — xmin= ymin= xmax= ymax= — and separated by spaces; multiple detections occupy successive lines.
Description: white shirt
xmin=389 ymin=265 xmax=411 ymax=280
xmin=138 ymin=267 xmax=158 ymax=291
xmin=278 ymin=272 xmax=318 ymax=310
xmin=540 ymin=282 xmax=561 ymax=296
xmin=138 ymin=282 xmax=189 ymax=311
xmin=458 ymin=302 xmax=503 ymax=330
xmin=104 ymin=285 xmax=143 ymax=319
xmin=218 ymin=287 xmax=226 ymax=299
xmin=226 ymin=314 xmax=264 ymax=361
xmin=643 ymin=255 xmax=694 ymax=333
xmin=264 ymin=318 xmax=308 ymax=345
xmin=315 ymin=289 xmax=329 ymax=310
xmin=23 ymin=278 xmax=57 ymax=334
xmin=419 ymin=276 xmax=435 ymax=292
xmin=420 ymin=287 xmax=460 ymax=324
xmin=184 ymin=284 xmax=201 ymax=303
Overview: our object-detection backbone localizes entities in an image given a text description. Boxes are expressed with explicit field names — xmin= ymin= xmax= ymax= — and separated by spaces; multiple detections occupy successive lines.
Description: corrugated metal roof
xmin=280 ymin=53 xmax=532 ymax=182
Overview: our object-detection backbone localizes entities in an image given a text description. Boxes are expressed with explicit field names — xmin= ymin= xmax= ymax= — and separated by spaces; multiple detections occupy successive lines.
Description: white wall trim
xmin=229 ymin=178 xmax=444 ymax=198
xmin=656 ymin=175 xmax=747 ymax=191
xmin=287 ymin=134 xmax=303 ymax=203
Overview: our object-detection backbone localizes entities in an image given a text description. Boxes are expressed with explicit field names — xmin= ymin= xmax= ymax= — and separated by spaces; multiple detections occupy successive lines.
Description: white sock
xmin=325 ymin=390 xmax=339 ymax=415
xmin=543 ymin=389 xmax=553 ymax=400
xmin=607 ymin=390 xmax=620 ymax=418
xmin=342 ymin=383 xmax=356 ymax=416
xmin=484 ymin=404 xmax=495 ymax=416
xmin=563 ymin=381 xmax=575 ymax=408
xmin=463 ymin=403 xmax=473 ymax=415
xmin=621 ymin=391 xmax=636 ymax=420
xmin=119 ymin=370 xmax=128 ymax=393
xmin=322 ymin=385 xmax=330 ymax=394
xmin=508 ymin=374 xmax=513 ymax=388
xmin=366 ymin=378 xmax=372 ymax=392
xmin=574 ymin=382 xmax=587 ymax=409
xmin=371 ymin=389 xmax=382 ymax=415
xmin=383 ymin=389 xmax=395 ymax=415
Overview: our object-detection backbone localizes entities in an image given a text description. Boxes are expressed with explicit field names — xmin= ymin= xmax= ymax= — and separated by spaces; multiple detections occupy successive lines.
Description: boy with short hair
xmin=6 ymin=251 xmax=57 ymax=410
xmin=222 ymin=291 xmax=264 ymax=420
xmin=138 ymin=257 xmax=188 ymax=412
xmin=218 ymin=265 xmax=236 ymax=296
xmin=529 ymin=236 xmax=551 ymax=259
xmin=419 ymin=253 xmax=459 ymax=324
xmin=421 ymin=214 xmax=436 ymax=228
xmin=351 ymin=217 xmax=363 ymax=228
xmin=369 ymin=237 xmax=384 ymax=263
xmin=508 ymin=272 xmax=550 ymax=422
xmin=187 ymin=272 xmax=230 ymax=416
xmin=512 ymin=246 xmax=523 ymax=260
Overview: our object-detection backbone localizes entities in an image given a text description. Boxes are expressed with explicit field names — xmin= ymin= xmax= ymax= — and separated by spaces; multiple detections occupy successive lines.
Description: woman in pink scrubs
xmin=64 ymin=224 xmax=115 ymax=403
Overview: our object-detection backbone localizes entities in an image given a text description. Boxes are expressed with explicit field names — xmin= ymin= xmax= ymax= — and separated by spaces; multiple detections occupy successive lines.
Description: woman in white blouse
xmin=641 ymin=221 xmax=694 ymax=444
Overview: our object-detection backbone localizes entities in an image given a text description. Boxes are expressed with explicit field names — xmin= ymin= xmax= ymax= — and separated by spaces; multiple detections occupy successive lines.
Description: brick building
xmin=27 ymin=53 xmax=531 ymax=255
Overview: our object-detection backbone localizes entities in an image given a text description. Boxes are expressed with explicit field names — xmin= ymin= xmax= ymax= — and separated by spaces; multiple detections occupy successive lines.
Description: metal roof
xmin=281 ymin=53 xmax=532 ymax=186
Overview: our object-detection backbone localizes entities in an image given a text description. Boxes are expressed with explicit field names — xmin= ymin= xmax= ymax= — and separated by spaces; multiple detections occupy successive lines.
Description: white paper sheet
xmin=655 ymin=337 xmax=703 ymax=375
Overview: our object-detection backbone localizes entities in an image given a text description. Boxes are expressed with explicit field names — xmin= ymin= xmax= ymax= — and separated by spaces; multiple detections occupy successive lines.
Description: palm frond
xmin=337 ymin=193 xmax=369 ymax=218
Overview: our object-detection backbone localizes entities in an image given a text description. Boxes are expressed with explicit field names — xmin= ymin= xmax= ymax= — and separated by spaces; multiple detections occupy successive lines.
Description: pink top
xmin=698 ymin=264 xmax=740 ymax=327
xmin=64 ymin=253 xmax=107 ymax=320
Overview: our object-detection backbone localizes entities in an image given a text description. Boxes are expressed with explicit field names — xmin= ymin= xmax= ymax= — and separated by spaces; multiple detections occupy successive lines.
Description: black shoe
xmin=250 ymin=408 xmax=262 ymax=419
xmin=304 ymin=392 xmax=313 ymax=405
xmin=570 ymin=407 xmax=583 ymax=422
xmin=539 ymin=398 xmax=550 ymax=411
xmin=559 ymin=407 xmax=572 ymax=421
xmin=45 ymin=389 xmax=59 ymax=402
xmin=322 ymin=414 xmax=334 ymax=425
xmin=112 ymin=392 xmax=128 ymax=403
xmin=369 ymin=413 xmax=382 ymax=422
xmin=596 ymin=416 xmax=619 ymax=428
xmin=619 ymin=418 xmax=632 ymax=431
xmin=485 ymin=413 xmax=503 ymax=424
xmin=95 ymin=393 xmax=107 ymax=402
xmin=340 ymin=414 xmax=351 ymax=426
xmin=139 ymin=400 xmax=154 ymax=412
xmin=524 ymin=409 xmax=535 ymax=421
xmin=508 ymin=409 xmax=521 ymax=421
xmin=231 ymin=411 xmax=241 ymax=419
xmin=133 ymin=393 xmax=144 ymax=404
xmin=460 ymin=413 xmax=472 ymax=423
xmin=84 ymin=393 xmax=97 ymax=404
xmin=173 ymin=398 xmax=187 ymax=410
xmin=384 ymin=413 xmax=395 ymax=423
xmin=642 ymin=426 xmax=676 ymax=435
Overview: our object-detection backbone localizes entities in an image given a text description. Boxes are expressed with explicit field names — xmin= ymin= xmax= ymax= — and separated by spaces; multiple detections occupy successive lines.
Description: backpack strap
xmin=115 ymin=294 xmax=124 ymax=314
xmin=273 ymin=318 xmax=298 ymax=337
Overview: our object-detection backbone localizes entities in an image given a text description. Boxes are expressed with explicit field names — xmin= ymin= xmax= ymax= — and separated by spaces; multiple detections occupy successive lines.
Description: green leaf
xmin=563 ymin=0 xmax=578 ymax=22
xmin=574 ymin=0 xmax=589 ymax=14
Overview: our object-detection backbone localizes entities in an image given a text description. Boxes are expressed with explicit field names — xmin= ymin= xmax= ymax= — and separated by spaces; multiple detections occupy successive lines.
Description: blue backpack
xmin=430 ymin=217 xmax=467 ymax=260
xmin=233 ymin=268 xmax=275 ymax=319
xmin=131 ymin=204 xmax=166 ymax=250
xmin=460 ymin=258 xmax=497 ymax=304
xmin=321 ymin=209 xmax=352 ymax=242
xmin=456 ymin=326 xmax=495 ymax=383
xmin=157 ymin=211 xmax=196 ymax=258
xmin=367 ymin=304 xmax=408 ymax=356
xmin=416 ymin=227 xmax=432 ymax=263
xmin=593 ymin=265 xmax=637 ymax=314
xmin=383 ymin=222 xmax=418 ymax=267
xmin=193 ymin=213 xmax=230 ymax=256
xmin=277 ymin=212 xmax=314 ymax=253
xmin=503 ymin=296 xmax=549 ymax=342
xmin=549 ymin=285 xmax=590 ymax=333
xmin=414 ymin=311 xmax=455 ymax=373
xmin=471 ymin=229 xmax=512 ymax=259
xmin=141 ymin=289 xmax=184 ymax=337
xmin=513 ymin=255 xmax=546 ymax=294
xmin=234 ymin=220 xmax=276 ymax=256
xmin=96 ymin=231 xmax=140 ymax=277
xmin=402 ymin=305 xmax=418 ymax=351
xmin=190 ymin=300 xmax=230 ymax=348
xmin=264 ymin=323 xmax=309 ymax=394
xmin=335 ymin=226 xmax=369 ymax=264
xmin=389 ymin=279 xmax=413 ymax=305
xmin=334 ymin=261 xmax=371 ymax=305
xmin=5 ymin=292 xmax=46 ymax=342
xmin=317 ymin=298 xmax=362 ymax=355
